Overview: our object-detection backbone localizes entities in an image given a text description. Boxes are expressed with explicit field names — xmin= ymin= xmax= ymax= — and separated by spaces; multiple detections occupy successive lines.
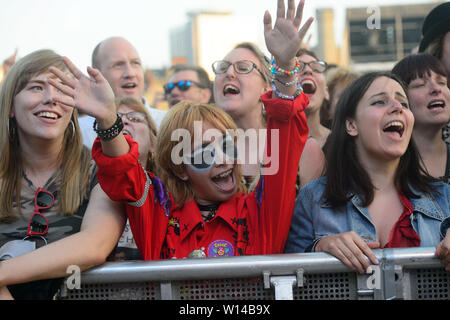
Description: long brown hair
xmin=0 ymin=49 xmax=91 ymax=222
xmin=324 ymin=72 xmax=437 ymax=207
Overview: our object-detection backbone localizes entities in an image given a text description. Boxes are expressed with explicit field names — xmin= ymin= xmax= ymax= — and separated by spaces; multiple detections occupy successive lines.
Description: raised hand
xmin=48 ymin=57 xmax=117 ymax=129
xmin=263 ymin=0 xmax=314 ymax=67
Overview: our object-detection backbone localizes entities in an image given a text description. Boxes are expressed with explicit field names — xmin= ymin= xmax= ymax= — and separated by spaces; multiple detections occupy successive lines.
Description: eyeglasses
xmin=24 ymin=188 xmax=54 ymax=245
xmin=163 ymin=80 xmax=205 ymax=95
xmin=212 ymin=60 xmax=266 ymax=80
xmin=117 ymin=111 xmax=146 ymax=123
xmin=184 ymin=134 xmax=238 ymax=172
xmin=299 ymin=60 xmax=328 ymax=73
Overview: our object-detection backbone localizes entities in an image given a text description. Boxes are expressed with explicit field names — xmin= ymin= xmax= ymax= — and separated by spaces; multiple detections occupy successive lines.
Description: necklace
xmin=196 ymin=202 xmax=220 ymax=222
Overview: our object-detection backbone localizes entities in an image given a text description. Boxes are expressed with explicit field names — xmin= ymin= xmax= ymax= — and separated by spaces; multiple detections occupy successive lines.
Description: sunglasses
xmin=212 ymin=60 xmax=266 ymax=80
xmin=299 ymin=60 xmax=328 ymax=73
xmin=23 ymin=188 xmax=54 ymax=245
xmin=184 ymin=134 xmax=238 ymax=172
xmin=163 ymin=80 xmax=205 ymax=95
xmin=117 ymin=111 xmax=146 ymax=123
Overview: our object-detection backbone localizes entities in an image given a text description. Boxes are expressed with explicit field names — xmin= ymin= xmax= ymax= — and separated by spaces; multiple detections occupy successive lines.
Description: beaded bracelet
xmin=270 ymin=57 xmax=302 ymax=76
xmin=271 ymin=80 xmax=303 ymax=100
xmin=273 ymin=76 xmax=299 ymax=87
xmin=93 ymin=113 xmax=124 ymax=141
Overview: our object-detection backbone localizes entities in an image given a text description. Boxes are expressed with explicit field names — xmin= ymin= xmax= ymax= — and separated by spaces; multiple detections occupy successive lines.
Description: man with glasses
xmin=79 ymin=37 xmax=167 ymax=148
xmin=164 ymin=64 xmax=213 ymax=108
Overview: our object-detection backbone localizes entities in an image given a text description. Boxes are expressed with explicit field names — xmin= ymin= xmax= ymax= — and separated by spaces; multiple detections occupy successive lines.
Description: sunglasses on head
xmin=184 ymin=134 xmax=238 ymax=172
xmin=163 ymin=80 xmax=205 ymax=95
xmin=23 ymin=188 xmax=54 ymax=245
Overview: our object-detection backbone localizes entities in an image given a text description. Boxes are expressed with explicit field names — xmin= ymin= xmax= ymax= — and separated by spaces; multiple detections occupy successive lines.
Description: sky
xmin=0 ymin=0 xmax=441 ymax=71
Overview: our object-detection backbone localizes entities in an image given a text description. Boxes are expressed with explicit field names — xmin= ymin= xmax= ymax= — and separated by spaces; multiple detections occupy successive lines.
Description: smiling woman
xmin=392 ymin=53 xmax=450 ymax=184
xmin=285 ymin=72 xmax=450 ymax=274
xmin=0 ymin=50 xmax=125 ymax=300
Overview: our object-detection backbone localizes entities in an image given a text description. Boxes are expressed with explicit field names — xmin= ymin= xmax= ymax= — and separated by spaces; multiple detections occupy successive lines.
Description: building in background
xmin=144 ymin=1 xmax=445 ymax=109
xmin=314 ymin=1 xmax=444 ymax=72
xmin=169 ymin=10 xmax=267 ymax=78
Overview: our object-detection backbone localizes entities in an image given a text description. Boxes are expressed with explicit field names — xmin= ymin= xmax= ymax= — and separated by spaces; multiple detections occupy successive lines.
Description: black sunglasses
xmin=163 ymin=80 xmax=205 ymax=95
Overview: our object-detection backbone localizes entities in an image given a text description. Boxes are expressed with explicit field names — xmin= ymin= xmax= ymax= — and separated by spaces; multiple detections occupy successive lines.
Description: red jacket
xmin=92 ymin=91 xmax=309 ymax=260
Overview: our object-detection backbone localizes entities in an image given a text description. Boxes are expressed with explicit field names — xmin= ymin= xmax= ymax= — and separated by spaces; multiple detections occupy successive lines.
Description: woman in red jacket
xmin=49 ymin=0 xmax=313 ymax=260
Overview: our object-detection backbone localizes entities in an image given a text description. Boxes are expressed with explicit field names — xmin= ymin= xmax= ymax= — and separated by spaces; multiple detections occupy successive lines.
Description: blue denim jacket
xmin=285 ymin=177 xmax=450 ymax=253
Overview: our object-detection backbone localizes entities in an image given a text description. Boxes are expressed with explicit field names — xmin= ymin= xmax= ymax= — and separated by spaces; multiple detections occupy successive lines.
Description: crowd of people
xmin=0 ymin=0 xmax=449 ymax=300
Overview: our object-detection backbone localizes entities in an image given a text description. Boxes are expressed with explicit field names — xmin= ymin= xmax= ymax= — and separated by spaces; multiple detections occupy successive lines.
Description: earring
xmin=67 ymin=120 xmax=75 ymax=139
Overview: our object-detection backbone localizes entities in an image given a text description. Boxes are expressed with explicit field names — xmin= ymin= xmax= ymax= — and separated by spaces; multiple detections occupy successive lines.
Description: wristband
xmin=271 ymin=57 xmax=302 ymax=76
xmin=93 ymin=113 xmax=124 ymax=141
xmin=271 ymin=80 xmax=303 ymax=100
xmin=273 ymin=77 xmax=299 ymax=87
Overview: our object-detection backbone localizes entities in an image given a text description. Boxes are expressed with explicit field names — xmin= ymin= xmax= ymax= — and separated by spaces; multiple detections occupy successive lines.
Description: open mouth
xmin=211 ymin=168 xmax=235 ymax=192
xmin=383 ymin=121 xmax=405 ymax=138
xmin=427 ymin=100 xmax=446 ymax=110
xmin=300 ymin=79 xmax=317 ymax=95
xmin=35 ymin=111 xmax=61 ymax=120
xmin=122 ymin=129 xmax=133 ymax=138
xmin=223 ymin=84 xmax=240 ymax=96
xmin=122 ymin=83 xmax=137 ymax=90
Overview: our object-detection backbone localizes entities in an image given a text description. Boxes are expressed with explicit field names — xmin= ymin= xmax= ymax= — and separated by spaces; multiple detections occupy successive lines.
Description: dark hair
xmin=324 ymin=71 xmax=437 ymax=207
xmin=391 ymin=53 xmax=448 ymax=86
xmin=169 ymin=64 xmax=214 ymax=103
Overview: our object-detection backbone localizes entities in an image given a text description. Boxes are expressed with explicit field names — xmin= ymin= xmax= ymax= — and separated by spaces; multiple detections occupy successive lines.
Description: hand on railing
xmin=435 ymin=229 xmax=450 ymax=271
xmin=314 ymin=231 xmax=380 ymax=274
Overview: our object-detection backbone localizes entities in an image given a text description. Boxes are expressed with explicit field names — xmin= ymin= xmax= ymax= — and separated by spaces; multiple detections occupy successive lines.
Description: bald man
xmin=79 ymin=37 xmax=167 ymax=147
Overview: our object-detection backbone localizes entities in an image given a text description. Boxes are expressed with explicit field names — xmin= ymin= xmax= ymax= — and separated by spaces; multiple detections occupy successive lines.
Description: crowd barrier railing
xmin=58 ymin=247 xmax=449 ymax=300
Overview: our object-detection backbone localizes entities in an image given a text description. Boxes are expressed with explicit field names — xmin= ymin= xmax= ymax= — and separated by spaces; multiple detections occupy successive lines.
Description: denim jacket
xmin=285 ymin=177 xmax=450 ymax=253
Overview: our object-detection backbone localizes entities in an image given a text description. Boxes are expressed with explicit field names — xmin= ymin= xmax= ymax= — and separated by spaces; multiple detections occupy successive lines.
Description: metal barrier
xmin=59 ymin=247 xmax=449 ymax=300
